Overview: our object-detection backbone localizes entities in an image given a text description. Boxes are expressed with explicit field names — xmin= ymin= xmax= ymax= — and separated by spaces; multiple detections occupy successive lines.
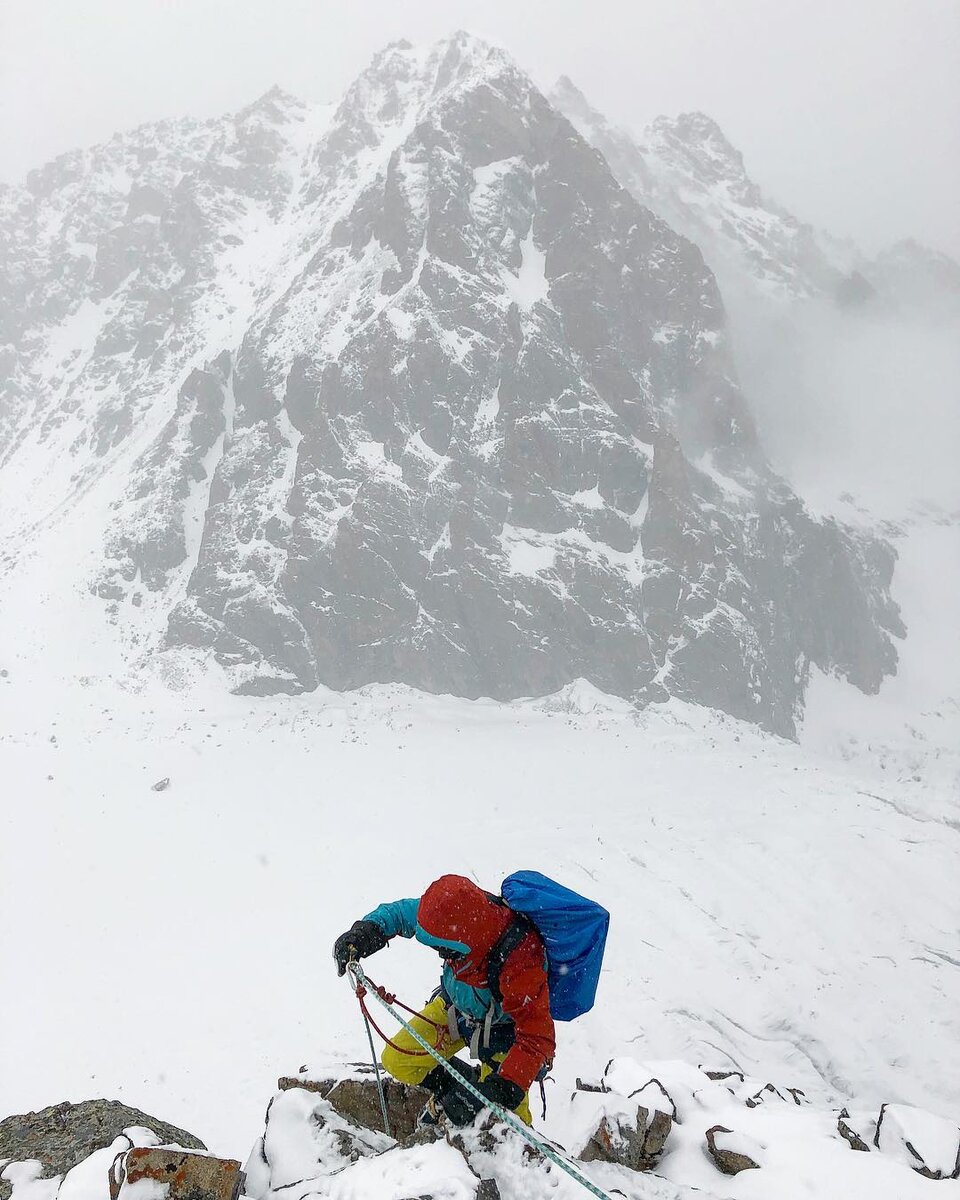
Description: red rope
xmin=353 ymin=972 xmax=448 ymax=1057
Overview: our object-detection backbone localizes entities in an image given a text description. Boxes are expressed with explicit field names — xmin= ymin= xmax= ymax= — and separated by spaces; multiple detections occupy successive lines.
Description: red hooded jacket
xmin=417 ymin=874 xmax=556 ymax=1091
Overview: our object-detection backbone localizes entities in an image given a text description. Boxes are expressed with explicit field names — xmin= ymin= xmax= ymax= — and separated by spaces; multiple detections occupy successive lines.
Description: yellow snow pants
xmin=380 ymin=995 xmax=533 ymax=1125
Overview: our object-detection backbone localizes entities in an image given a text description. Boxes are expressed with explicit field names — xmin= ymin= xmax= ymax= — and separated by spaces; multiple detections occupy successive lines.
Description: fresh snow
xmin=470 ymin=157 xmax=521 ymax=210
xmin=1 ymin=663 xmax=957 ymax=1167
xmin=500 ymin=525 xmax=558 ymax=575
xmin=501 ymin=230 xmax=550 ymax=311
xmin=801 ymin=518 xmax=960 ymax=793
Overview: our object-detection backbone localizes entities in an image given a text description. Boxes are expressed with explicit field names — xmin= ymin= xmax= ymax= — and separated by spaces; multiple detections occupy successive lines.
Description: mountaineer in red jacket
xmin=333 ymin=874 xmax=555 ymax=1125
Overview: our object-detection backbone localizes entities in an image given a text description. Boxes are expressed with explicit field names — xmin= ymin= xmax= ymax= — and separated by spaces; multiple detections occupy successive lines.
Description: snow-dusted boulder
xmin=245 ymin=1081 xmax=504 ymax=1200
xmin=0 ymin=1102 xmax=205 ymax=1200
xmin=577 ymin=1103 xmax=672 ymax=1173
xmin=243 ymin=1086 xmax=393 ymax=1197
xmin=563 ymin=1074 xmax=674 ymax=1171
xmin=277 ymin=1063 xmax=431 ymax=1143
xmin=834 ymin=1101 xmax=960 ymax=1179
xmin=874 ymin=1102 xmax=960 ymax=1180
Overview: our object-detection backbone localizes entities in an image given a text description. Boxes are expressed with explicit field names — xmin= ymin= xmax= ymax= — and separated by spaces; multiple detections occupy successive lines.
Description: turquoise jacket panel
xmin=364 ymin=898 xmax=504 ymax=1023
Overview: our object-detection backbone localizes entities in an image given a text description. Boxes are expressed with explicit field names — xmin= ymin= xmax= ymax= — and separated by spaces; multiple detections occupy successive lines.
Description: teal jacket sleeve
xmin=363 ymin=898 xmax=420 ymax=939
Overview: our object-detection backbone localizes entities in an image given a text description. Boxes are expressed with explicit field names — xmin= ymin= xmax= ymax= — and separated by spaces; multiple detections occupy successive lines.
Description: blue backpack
xmin=488 ymin=870 xmax=610 ymax=1021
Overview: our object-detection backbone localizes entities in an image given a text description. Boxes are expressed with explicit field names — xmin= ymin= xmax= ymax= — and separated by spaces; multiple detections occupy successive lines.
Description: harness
xmin=441 ymin=911 xmax=542 ymax=1067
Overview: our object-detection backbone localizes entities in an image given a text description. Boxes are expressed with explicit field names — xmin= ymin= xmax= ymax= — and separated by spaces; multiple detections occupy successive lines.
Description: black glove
xmin=333 ymin=919 xmax=388 ymax=976
xmin=423 ymin=1062 xmax=525 ymax=1127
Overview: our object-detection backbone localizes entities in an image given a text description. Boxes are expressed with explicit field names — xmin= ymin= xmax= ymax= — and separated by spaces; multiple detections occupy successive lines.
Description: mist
xmin=730 ymin=298 xmax=960 ymax=517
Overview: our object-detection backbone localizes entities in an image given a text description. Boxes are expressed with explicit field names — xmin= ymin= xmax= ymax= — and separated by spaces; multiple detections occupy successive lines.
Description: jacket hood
xmin=415 ymin=874 xmax=512 ymax=960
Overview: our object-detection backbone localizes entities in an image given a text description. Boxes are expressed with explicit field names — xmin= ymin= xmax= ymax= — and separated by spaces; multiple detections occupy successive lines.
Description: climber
xmin=333 ymin=874 xmax=557 ymax=1126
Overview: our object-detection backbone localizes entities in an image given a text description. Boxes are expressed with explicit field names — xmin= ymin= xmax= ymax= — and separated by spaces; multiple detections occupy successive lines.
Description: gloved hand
xmin=423 ymin=1059 xmax=480 ymax=1099
xmin=423 ymin=1062 xmax=525 ymax=1127
xmin=332 ymin=919 xmax=388 ymax=976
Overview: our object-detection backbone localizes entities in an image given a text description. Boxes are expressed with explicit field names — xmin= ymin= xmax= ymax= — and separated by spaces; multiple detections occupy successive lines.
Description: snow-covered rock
xmin=0 ymin=1102 xmax=205 ymax=1200
xmin=243 ymin=1059 xmax=960 ymax=1200
xmin=550 ymin=76 xmax=844 ymax=304
xmin=704 ymin=1124 xmax=763 ymax=1173
xmin=276 ymin=1062 xmax=431 ymax=1143
xmin=874 ymin=1102 xmax=960 ymax=1180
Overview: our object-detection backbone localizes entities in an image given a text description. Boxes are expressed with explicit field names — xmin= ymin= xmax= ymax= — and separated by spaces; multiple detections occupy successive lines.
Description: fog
xmin=2 ymin=0 xmax=959 ymax=259
xmin=729 ymin=297 xmax=960 ymax=517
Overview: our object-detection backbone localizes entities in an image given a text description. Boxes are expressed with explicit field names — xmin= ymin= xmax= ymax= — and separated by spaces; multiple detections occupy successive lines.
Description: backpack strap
xmin=486 ymin=914 xmax=534 ymax=1004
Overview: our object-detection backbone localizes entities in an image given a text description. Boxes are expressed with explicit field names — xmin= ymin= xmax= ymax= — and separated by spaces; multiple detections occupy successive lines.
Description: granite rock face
xmin=1 ymin=34 xmax=903 ymax=734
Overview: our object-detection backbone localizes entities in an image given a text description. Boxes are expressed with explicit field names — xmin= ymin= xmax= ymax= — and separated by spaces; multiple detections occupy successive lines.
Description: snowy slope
xmin=0 ymin=34 xmax=903 ymax=737
xmin=1 ymin=671 xmax=956 ymax=1165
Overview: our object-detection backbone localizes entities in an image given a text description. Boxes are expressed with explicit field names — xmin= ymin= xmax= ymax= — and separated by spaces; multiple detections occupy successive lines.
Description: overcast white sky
xmin=1 ymin=0 xmax=957 ymax=258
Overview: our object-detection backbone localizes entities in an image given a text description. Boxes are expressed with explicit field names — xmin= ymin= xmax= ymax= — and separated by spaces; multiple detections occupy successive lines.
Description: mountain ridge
xmin=0 ymin=33 xmax=903 ymax=735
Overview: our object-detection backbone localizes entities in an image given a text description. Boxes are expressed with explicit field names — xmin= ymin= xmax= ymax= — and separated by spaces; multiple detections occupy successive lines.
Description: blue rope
xmin=347 ymin=963 xmax=620 ymax=1200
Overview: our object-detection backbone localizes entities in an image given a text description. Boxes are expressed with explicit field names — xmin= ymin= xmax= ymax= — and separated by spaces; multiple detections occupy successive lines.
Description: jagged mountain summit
xmin=0 ymin=33 xmax=903 ymax=734
xmin=550 ymin=75 xmax=846 ymax=304
xmin=551 ymin=75 xmax=960 ymax=316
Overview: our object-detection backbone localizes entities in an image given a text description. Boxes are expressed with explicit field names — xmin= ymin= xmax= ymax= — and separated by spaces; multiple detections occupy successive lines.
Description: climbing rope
xmin=353 ymin=971 xmax=448 ymax=1056
xmin=346 ymin=962 xmax=618 ymax=1200
xmin=357 ymin=987 xmax=393 ymax=1139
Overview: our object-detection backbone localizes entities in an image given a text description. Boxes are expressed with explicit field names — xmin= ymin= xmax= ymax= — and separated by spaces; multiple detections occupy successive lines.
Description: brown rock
xmin=278 ymin=1074 xmax=430 ymax=1143
xmin=837 ymin=1108 xmax=871 ymax=1152
xmin=277 ymin=1077 xmax=333 ymax=1096
xmin=118 ymin=1148 xmax=242 ymax=1200
xmin=705 ymin=1125 xmax=760 ymax=1174
xmin=578 ymin=1104 xmax=673 ymax=1172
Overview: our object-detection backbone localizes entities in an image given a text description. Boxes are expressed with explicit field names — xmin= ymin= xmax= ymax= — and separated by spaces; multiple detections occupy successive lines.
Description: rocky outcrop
xmin=838 ymin=1107 xmax=872 ymax=1152
xmin=277 ymin=1066 xmax=430 ymax=1143
xmin=244 ymin=1079 xmax=489 ymax=1200
xmin=247 ymin=1059 xmax=960 ymax=1199
xmin=568 ymin=1065 xmax=675 ymax=1172
xmin=0 ymin=1100 xmax=205 ymax=1200
xmin=578 ymin=1106 xmax=672 ymax=1172
xmin=551 ymin=76 xmax=844 ymax=303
